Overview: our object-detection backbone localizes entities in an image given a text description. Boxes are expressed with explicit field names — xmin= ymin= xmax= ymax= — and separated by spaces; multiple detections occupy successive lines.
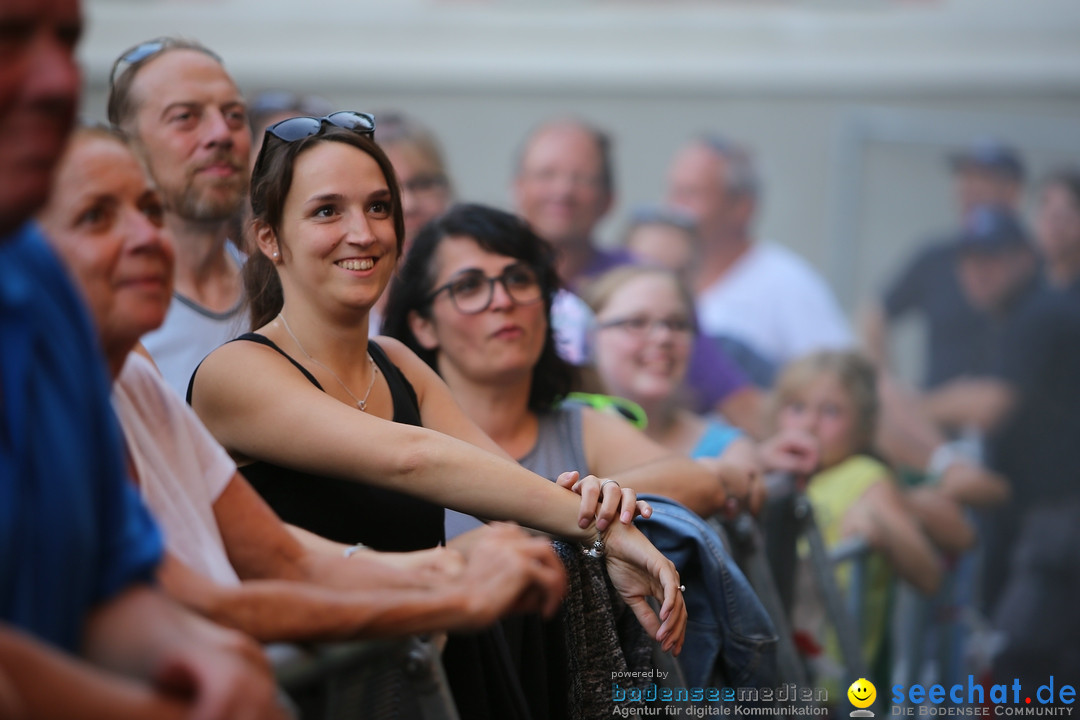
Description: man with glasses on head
xmin=107 ymin=37 xmax=251 ymax=397
xmin=0 ymin=4 xmax=286 ymax=717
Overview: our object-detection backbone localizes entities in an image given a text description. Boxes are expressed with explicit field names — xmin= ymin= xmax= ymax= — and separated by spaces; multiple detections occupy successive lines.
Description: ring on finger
xmin=599 ymin=478 xmax=620 ymax=494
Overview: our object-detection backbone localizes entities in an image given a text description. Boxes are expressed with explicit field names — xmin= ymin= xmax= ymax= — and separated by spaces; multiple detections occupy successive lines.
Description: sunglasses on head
xmin=265 ymin=111 xmax=376 ymax=143
xmin=109 ymin=37 xmax=223 ymax=91
xmin=252 ymin=112 xmax=377 ymax=178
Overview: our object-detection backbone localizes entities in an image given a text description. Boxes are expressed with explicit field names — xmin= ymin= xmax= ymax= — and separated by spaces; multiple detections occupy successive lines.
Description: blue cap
xmin=949 ymin=139 xmax=1025 ymax=182
xmin=955 ymin=205 xmax=1029 ymax=254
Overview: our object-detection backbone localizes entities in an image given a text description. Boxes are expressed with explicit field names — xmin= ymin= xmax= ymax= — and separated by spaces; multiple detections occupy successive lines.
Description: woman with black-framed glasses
xmin=381 ymin=203 xmax=770 ymax=708
xmin=187 ymin=119 xmax=687 ymax=718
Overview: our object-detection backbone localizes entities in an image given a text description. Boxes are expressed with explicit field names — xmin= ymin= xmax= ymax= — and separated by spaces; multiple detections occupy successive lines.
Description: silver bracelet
xmin=343 ymin=542 xmax=367 ymax=559
xmin=582 ymin=534 xmax=605 ymax=559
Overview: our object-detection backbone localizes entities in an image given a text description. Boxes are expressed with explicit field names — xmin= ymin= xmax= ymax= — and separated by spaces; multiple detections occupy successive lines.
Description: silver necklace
xmin=277 ymin=312 xmax=378 ymax=412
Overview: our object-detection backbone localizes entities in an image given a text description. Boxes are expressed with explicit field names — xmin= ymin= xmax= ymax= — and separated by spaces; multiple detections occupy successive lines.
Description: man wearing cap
xmin=918 ymin=205 xmax=1040 ymax=431
xmin=108 ymin=37 xmax=250 ymax=397
xmin=864 ymin=139 xmax=1026 ymax=389
xmin=919 ymin=203 xmax=1080 ymax=683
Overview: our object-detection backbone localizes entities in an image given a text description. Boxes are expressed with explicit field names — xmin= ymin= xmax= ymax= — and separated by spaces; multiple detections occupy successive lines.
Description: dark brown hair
xmin=381 ymin=203 xmax=574 ymax=412
xmin=244 ymin=126 xmax=405 ymax=330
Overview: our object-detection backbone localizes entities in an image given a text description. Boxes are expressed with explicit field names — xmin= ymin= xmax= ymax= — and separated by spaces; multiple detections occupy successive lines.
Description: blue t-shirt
xmin=0 ymin=223 xmax=163 ymax=652
xmin=689 ymin=419 xmax=742 ymax=459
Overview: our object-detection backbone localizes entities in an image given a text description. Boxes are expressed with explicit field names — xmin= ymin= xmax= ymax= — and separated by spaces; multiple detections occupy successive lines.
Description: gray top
xmin=444 ymin=404 xmax=589 ymax=539
xmin=445 ymin=403 xmax=657 ymax=720
xmin=519 ymin=403 xmax=588 ymax=481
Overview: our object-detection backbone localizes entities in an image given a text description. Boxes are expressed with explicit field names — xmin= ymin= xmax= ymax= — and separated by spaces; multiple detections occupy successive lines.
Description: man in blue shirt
xmin=0 ymin=1 xmax=286 ymax=717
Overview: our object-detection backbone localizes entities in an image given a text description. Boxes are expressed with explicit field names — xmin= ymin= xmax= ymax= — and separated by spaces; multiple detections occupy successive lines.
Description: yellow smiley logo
xmin=848 ymin=678 xmax=877 ymax=709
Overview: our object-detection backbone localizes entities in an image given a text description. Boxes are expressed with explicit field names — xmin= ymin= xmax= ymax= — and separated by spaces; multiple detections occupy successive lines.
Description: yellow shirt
xmin=800 ymin=455 xmax=894 ymax=687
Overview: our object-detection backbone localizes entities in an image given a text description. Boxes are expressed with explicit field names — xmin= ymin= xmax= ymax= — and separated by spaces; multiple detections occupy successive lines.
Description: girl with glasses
xmin=585 ymin=265 xmax=823 ymax=512
xmin=374 ymin=111 xmax=455 ymax=255
xmin=187 ymin=120 xmax=686 ymax=718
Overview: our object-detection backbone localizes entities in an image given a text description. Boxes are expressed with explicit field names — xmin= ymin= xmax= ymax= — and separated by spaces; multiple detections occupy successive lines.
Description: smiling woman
xmin=187 ymin=117 xmax=686 ymax=719
xmin=38 ymin=126 xmax=175 ymax=378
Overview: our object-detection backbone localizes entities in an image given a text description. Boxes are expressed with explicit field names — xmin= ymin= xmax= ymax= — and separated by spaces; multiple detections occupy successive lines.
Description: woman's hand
xmin=695 ymin=436 xmax=770 ymax=517
xmin=452 ymin=523 xmax=568 ymax=625
xmin=555 ymin=471 xmax=652 ymax=532
xmin=600 ymin=521 xmax=687 ymax=656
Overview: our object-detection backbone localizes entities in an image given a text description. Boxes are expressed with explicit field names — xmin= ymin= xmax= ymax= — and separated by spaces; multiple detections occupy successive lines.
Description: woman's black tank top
xmin=228 ymin=333 xmax=445 ymax=552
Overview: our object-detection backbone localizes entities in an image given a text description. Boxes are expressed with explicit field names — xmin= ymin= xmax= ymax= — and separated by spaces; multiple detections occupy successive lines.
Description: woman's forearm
xmin=611 ymin=455 xmax=725 ymax=517
xmin=172 ymin=575 xmax=483 ymax=642
xmin=303 ymin=420 xmax=598 ymax=542
xmin=194 ymin=348 xmax=598 ymax=542
xmin=160 ymin=552 xmax=501 ymax=641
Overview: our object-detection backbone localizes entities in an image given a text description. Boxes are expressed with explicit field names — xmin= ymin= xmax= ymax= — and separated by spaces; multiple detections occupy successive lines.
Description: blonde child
xmin=769 ymin=351 xmax=943 ymax=684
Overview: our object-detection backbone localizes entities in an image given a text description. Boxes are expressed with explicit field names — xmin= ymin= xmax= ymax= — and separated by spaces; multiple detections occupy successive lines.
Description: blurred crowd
xmin=3 ymin=1 xmax=1079 ymax=718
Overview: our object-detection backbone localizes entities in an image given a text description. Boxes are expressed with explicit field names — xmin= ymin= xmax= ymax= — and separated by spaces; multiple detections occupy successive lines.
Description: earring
xmin=272 ymin=251 xmax=279 ymax=258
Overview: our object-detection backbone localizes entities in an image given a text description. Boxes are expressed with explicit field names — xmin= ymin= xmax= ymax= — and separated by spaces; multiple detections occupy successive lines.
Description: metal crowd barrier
xmin=737 ymin=468 xmax=999 ymax=716
xmin=886 ymin=430 xmax=1004 ymax=704
xmin=270 ymin=636 xmax=459 ymax=720
xmin=890 ymin=525 xmax=999 ymax=710
xmin=713 ymin=511 xmax=809 ymax=688
xmin=750 ymin=474 xmax=874 ymax=690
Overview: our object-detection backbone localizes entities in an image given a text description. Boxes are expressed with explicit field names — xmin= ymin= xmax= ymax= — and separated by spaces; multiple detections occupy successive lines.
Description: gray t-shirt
xmin=444 ymin=404 xmax=588 ymax=539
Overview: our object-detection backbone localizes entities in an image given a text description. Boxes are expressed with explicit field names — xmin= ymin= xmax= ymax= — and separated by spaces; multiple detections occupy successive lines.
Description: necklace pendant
xmin=356 ymin=400 xmax=367 ymax=412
